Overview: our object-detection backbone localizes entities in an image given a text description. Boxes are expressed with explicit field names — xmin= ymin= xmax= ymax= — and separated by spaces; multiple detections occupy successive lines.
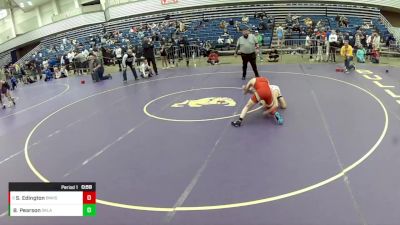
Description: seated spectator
xmin=229 ymin=18 xmax=234 ymax=26
xmin=207 ymin=51 xmax=219 ymax=65
xmin=242 ymin=15 xmax=249 ymax=24
xmin=340 ymin=15 xmax=348 ymax=27
xmin=304 ymin=17 xmax=313 ymax=28
xmin=226 ymin=36 xmax=234 ymax=45
xmin=217 ymin=36 xmax=224 ymax=44
xmin=371 ymin=48 xmax=380 ymax=64
xmin=356 ymin=46 xmax=366 ymax=63
xmin=220 ymin=20 xmax=227 ymax=29
xmin=139 ymin=58 xmax=154 ymax=78
xmin=268 ymin=47 xmax=279 ymax=62
xmin=386 ymin=34 xmax=396 ymax=47
xmin=44 ymin=68 xmax=53 ymax=82
xmin=235 ymin=21 xmax=241 ymax=32
xmin=54 ymin=67 xmax=68 ymax=79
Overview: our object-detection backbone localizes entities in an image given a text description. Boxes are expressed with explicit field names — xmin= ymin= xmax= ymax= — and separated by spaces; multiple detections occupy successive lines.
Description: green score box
xmin=83 ymin=204 xmax=96 ymax=217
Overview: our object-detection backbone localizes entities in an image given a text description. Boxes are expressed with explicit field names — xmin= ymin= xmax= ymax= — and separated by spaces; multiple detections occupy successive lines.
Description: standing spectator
xmin=122 ymin=49 xmax=139 ymax=82
xmin=372 ymin=32 xmax=381 ymax=50
xmin=114 ymin=46 xmax=123 ymax=72
xmin=142 ymin=38 xmax=158 ymax=75
xmin=328 ymin=30 xmax=338 ymax=62
xmin=178 ymin=36 xmax=190 ymax=67
xmin=160 ymin=45 xmax=169 ymax=69
xmin=335 ymin=14 xmax=340 ymax=27
xmin=0 ymin=80 xmax=16 ymax=109
xmin=276 ymin=25 xmax=284 ymax=47
xmin=235 ymin=28 xmax=260 ymax=80
xmin=254 ymin=31 xmax=264 ymax=62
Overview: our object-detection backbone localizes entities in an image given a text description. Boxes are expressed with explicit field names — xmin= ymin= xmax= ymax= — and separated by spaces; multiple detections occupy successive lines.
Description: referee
xmin=235 ymin=28 xmax=260 ymax=80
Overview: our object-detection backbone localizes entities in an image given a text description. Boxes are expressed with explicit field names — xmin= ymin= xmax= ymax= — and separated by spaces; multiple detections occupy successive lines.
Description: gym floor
xmin=1 ymin=63 xmax=400 ymax=225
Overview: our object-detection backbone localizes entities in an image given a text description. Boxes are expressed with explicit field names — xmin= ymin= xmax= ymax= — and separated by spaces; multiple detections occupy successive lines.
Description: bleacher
xmin=3 ymin=2 xmax=395 ymax=67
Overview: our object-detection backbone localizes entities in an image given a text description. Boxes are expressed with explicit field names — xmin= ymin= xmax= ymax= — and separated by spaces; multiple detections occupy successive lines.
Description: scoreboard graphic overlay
xmin=9 ymin=183 xmax=96 ymax=217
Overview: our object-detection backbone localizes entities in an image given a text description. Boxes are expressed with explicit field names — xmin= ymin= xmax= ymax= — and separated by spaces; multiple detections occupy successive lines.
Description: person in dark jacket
xmin=142 ymin=38 xmax=158 ymax=75
xmin=178 ymin=36 xmax=190 ymax=67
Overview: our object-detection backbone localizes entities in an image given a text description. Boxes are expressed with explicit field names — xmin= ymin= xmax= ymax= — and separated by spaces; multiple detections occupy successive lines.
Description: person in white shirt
xmin=139 ymin=58 xmax=154 ymax=78
xmin=83 ymin=49 xmax=89 ymax=58
xmin=226 ymin=36 xmax=233 ymax=45
xmin=67 ymin=51 xmax=75 ymax=71
xmin=328 ymin=30 xmax=338 ymax=62
xmin=217 ymin=36 xmax=224 ymax=44
xmin=372 ymin=32 xmax=381 ymax=50
xmin=42 ymin=59 xmax=49 ymax=69
xmin=114 ymin=46 xmax=123 ymax=72
xmin=121 ymin=49 xmax=138 ymax=82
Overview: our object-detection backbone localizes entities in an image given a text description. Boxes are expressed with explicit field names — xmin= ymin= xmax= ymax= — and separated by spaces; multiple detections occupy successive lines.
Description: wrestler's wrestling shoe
xmin=231 ymin=120 xmax=242 ymax=127
xmin=274 ymin=112 xmax=284 ymax=125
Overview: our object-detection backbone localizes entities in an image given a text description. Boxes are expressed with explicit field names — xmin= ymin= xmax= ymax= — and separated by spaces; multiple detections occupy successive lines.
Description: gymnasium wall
xmin=0 ymin=0 xmax=399 ymax=54
xmin=106 ymin=0 xmax=400 ymax=20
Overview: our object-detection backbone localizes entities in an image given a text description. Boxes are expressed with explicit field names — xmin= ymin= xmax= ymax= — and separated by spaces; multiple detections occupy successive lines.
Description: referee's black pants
xmin=241 ymin=52 xmax=259 ymax=78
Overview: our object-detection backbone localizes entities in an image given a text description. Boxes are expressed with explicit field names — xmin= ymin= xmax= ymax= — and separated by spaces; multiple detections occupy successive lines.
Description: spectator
xmin=44 ymin=68 xmax=53 ymax=82
xmin=217 ymin=36 xmax=224 ymax=44
xmin=268 ymin=47 xmax=279 ymax=62
xmin=54 ymin=67 xmax=68 ymax=79
xmin=371 ymin=48 xmax=380 ymax=64
xmin=160 ymin=45 xmax=169 ymax=69
xmin=276 ymin=24 xmax=284 ymax=47
xmin=328 ymin=30 xmax=338 ymax=62
xmin=89 ymin=53 xmax=111 ymax=82
xmin=335 ymin=14 xmax=340 ymax=27
xmin=356 ymin=46 xmax=366 ymax=63
xmin=226 ymin=36 xmax=234 ymax=46
xmin=207 ymin=51 xmax=219 ymax=65
xmin=229 ymin=18 xmax=234 ymax=26
xmin=122 ymin=49 xmax=139 ymax=82
xmin=74 ymin=52 xmax=86 ymax=75
xmin=114 ymin=46 xmax=123 ymax=72
xmin=340 ymin=40 xmax=355 ymax=73
xmin=177 ymin=36 xmax=190 ymax=67
xmin=254 ymin=31 xmax=263 ymax=62
xmin=142 ymin=38 xmax=159 ymax=75
xmin=235 ymin=21 xmax=241 ymax=32
xmin=139 ymin=58 xmax=154 ymax=78
xmin=372 ymin=32 xmax=381 ymax=50
xmin=242 ymin=15 xmax=249 ymax=24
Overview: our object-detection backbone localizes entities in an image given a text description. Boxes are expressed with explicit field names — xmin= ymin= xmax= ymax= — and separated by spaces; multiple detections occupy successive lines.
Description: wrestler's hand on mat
xmin=242 ymin=85 xmax=247 ymax=94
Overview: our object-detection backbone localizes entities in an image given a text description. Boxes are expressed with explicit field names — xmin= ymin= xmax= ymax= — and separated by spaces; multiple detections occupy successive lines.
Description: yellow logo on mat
xmin=171 ymin=97 xmax=236 ymax=108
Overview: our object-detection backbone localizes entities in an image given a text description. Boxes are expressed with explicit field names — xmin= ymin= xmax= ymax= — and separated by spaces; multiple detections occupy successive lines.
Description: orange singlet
xmin=250 ymin=77 xmax=273 ymax=107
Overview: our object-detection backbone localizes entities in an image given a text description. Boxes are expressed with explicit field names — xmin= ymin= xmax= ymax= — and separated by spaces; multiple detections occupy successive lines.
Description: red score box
xmin=83 ymin=192 xmax=96 ymax=204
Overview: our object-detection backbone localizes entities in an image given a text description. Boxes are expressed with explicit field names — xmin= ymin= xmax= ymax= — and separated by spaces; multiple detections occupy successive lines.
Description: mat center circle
xmin=143 ymin=87 xmax=262 ymax=122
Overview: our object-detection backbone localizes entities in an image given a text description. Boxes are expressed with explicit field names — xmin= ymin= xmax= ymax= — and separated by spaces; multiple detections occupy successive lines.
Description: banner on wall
xmin=161 ymin=0 xmax=178 ymax=5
